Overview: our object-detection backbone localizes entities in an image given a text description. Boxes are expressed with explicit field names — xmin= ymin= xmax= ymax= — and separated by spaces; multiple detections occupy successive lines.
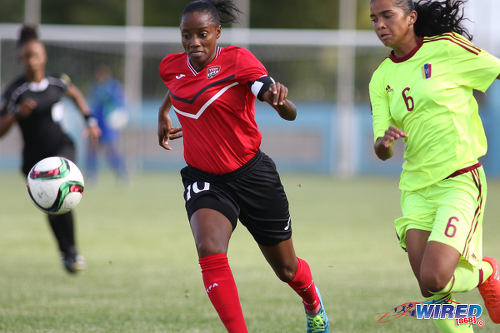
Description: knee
xmin=274 ymin=264 xmax=297 ymax=283
xmin=419 ymin=269 xmax=451 ymax=294
xmin=195 ymin=238 xmax=227 ymax=258
xmin=190 ymin=209 xmax=232 ymax=258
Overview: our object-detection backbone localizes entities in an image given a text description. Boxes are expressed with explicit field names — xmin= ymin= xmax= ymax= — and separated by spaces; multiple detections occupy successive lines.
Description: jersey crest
xmin=207 ymin=65 xmax=221 ymax=79
xmin=158 ymin=45 xmax=268 ymax=174
xmin=422 ymin=63 xmax=432 ymax=79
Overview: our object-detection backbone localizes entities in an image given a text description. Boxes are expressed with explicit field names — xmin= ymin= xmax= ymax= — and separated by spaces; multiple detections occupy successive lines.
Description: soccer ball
xmin=26 ymin=157 xmax=85 ymax=215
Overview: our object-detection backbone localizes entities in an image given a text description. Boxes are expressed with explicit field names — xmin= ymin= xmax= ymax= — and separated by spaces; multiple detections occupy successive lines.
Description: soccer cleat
xmin=61 ymin=252 xmax=86 ymax=274
xmin=478 ymin=256 xmax=500 ymax=323
xmin=305 ymin=287 xmax=330 ymax=333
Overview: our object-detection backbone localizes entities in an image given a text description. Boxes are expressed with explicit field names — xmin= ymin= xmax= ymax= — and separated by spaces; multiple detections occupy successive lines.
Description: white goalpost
xmin=0 ymin=0 xmax=498 ymax=175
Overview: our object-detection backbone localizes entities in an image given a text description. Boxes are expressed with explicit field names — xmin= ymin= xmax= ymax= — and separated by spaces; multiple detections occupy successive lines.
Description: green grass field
xmin=1 ymin=171 xmax=499 ymax=333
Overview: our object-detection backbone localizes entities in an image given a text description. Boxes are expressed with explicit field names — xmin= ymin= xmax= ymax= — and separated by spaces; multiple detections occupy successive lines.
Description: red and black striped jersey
xmin=159 ymin=46 xmax=268 ymax=174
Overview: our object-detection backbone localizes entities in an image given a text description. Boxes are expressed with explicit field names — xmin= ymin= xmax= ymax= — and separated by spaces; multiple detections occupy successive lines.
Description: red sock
xmin=288 ymin=257 xmax=321 ymax=314
xmin=199 ymin=254 xmax=248 ymax=333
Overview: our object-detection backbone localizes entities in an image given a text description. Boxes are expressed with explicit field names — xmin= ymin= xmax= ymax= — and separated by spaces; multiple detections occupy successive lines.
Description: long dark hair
xmin=182 ymin=0 xmax=240 ymax=26
xmin=372 ymin=0 xmax=472 ymax=40
xmin=17 ymin=24 xmax=39 ymax=48
xmin=414 ymin=0 xmax=472 ymax=40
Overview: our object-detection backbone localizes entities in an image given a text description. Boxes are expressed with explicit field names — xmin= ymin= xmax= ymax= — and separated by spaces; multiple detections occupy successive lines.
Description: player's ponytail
xmin=182 ymin=0 xmax=240 ymax=26
xmin=414 ymin=0 xmax=472 ymax=40
xmin=17 ymin=24 xmax=39 ymax=48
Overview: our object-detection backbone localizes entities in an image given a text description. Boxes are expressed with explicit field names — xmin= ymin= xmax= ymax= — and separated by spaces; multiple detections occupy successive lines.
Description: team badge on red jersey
xmin=422 ymin=63 xmax=432 ymax=79
xmin=207 ymin=66 xmax=221 ymax=79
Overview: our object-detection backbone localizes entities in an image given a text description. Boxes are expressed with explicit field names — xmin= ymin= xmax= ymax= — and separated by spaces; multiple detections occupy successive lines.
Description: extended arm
xmin=0 ymin=112 xmax=16 ymax=137
xmin=261 ymin=82 xmax=297 ymax=121
xmin=157 ymin=92 xmax=182 ymax=150
xmin=0 ymin=98 xmax=37 ymax=137
xmin=66 ymin=84 xmax=91 ymax=118
xmin=0 ymin=99 xmax=15 ymax=137
xmin=65 ymin=84 xmax=101 ymax=144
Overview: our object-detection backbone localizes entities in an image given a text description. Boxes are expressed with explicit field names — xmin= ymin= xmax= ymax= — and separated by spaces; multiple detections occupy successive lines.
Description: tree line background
xmin=1 ymin=0 xmax=373 ymax=30
xmin=0 ymin=0 xmax=382 ymax=103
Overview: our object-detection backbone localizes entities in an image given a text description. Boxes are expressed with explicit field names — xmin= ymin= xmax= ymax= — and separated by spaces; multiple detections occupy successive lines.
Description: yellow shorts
xmin=395 ymin=165 xmax=486 ymax=268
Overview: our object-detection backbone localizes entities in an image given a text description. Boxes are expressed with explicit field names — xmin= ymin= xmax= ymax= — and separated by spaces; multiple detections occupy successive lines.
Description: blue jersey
xmin=89 ymin=78 xmax=125 ymax=141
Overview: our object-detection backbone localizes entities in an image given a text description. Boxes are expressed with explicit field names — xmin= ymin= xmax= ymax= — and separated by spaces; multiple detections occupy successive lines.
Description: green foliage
xmin=41 ymin=0 xmax=126 ymax=25
xmin=249 ymin=0 xmax=339 ymax=29
xmin=1 ymin=172 xmax=499 ymax=332
xmin=1 ymin=0 xmax=373 ymax=29
xmin=144 ymin=0 xmax=187 ymax=27
xmin=0 ymin=0 xmax=23 ymax=23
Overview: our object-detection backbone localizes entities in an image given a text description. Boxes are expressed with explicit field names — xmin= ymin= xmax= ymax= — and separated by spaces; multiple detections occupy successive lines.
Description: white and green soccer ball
xmin=27 ymin=157 xmax=85 ymax=215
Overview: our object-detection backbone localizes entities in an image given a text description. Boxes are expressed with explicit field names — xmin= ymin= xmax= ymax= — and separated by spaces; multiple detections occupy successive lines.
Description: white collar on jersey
xmin=186 ymin=46 xmax=223 ymax=76
xmin=28 ymin=78 xmax=49 ymax=92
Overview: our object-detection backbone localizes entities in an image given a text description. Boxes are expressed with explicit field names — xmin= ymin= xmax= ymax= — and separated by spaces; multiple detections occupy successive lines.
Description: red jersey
xmin=159 ymin=46 xmax=267 ymax=174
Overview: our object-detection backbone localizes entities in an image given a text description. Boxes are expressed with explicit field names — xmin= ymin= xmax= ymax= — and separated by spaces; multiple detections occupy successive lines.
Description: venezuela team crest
xmin=422 ymin=63 xmax=432 ymax=79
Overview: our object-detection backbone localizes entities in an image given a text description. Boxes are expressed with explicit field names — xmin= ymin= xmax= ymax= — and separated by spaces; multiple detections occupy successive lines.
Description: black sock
xmin=47 ymin=212 xmax=77 ymax=255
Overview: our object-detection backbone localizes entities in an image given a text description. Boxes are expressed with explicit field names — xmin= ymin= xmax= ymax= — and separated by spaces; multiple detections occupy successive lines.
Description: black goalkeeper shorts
xmin=180 ymin=150 xmax=292 ymax=246
xmin=22 ymin=138 xmax=76 ymax=176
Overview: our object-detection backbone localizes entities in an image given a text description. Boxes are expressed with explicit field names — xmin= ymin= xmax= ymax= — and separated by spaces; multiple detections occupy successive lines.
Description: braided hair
xmin=181 ymin=0 xmax=240 ymax=26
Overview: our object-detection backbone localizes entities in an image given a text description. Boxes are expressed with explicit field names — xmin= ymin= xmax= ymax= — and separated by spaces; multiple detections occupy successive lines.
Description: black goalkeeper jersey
xmin=1 ymin=74 xmax=75 ymax=173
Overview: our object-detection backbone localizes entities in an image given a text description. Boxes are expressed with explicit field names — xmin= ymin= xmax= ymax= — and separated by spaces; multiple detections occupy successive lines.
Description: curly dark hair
xmin=17 ymin=24 xmax=39 ymax=48
xmin=182 ymin=0 xmax=241 ymax=26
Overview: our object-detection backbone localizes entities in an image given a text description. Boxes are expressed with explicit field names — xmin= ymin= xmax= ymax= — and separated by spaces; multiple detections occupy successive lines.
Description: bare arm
xmin=0 ymin=99 xmax=37 ymax=137
xmin=0 ymin=99 xmax=15 ymax=137
xmin=65 ymin=84 xmax=101 ymax=143
xmin=0 ymin=112 xmax=16 ymax=137
xmin=261 ymin=82 xmax=297 ymax=121
xmin=157 ymin=92 xmax=182 ymax=150
xmin=65 ymin=84 xmax=92 ymax=118
xmin=374 ymin=137 xmax=394 ymax=161
xmin=374 ymin=126 xmax=407 ymax=161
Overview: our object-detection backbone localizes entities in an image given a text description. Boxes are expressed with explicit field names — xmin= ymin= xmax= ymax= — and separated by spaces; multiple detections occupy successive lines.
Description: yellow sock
xmin=438 ymin=259 xmax=492 ymax=294
xmin=433 ymin=317 xmax=474 ymax=333
xmin=480 ymin=260 xmax=493 ymax=283
xmin=424 ymin=295 xmax=475 ymax=333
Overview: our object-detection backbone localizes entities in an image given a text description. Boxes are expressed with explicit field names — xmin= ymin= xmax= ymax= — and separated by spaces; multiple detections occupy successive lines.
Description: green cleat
xmin=306 ymin=287 xmax=330 ymax=333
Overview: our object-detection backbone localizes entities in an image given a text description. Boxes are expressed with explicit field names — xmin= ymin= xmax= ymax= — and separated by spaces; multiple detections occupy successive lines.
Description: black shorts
xmin=22 ymin=137 xmax=76 ymax=176
xmin=180 ymin=150 xmax=292 ymax=246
